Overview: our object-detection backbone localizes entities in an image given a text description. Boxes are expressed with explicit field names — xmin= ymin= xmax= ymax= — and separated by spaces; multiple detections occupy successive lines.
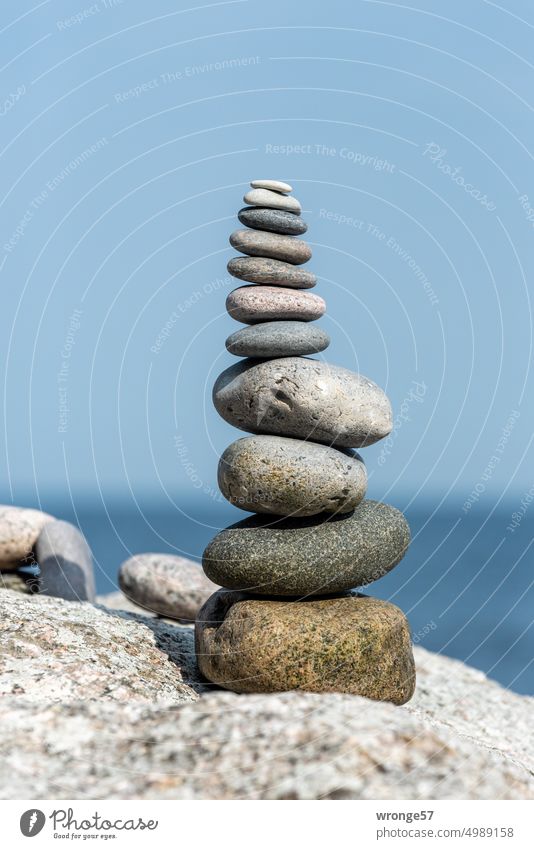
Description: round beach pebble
xmin=243 ymin=188 xmax=301 ymax=214
xmin=195 ymin=589 xmax=416 ymax=703
xmin=119 ymin=553 xmax=219 ymax=622
xmin=226 ymin=286 xmax=325 ymax=324
xmin=227 ymin=257 xmax=316 ymax=288
xmin=218 ymin=435 xmax=366 ymax=516
xmin=202 ymin=500 xmax=410 ymax=596
xmin=230 ymin=229 xmax=312 ymax=265
xmin=0 ymin=506 xmax=53 ymax=565
xmin=225 ymin=321 xmax=329 ymax=358
xmin=250 ymin=179 xmax=292 ymax=194
xmin=213 ymin=357 xmax=392 ymax=448
xmin=238 ymin=207 xmax=307 ymax=235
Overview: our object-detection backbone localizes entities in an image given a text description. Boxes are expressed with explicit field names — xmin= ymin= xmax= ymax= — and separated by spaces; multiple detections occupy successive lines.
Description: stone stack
xmin=195 ymin=180 xmax=416 ymax=705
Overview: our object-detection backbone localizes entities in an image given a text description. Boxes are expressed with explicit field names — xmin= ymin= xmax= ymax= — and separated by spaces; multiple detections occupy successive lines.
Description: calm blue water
xmin=37 ymin=497 xmax=534 ymax=696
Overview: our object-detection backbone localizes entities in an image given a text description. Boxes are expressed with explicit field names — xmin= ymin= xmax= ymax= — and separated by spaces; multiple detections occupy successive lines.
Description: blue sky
xmin=1 ymin=0 xmax=533 ymax=512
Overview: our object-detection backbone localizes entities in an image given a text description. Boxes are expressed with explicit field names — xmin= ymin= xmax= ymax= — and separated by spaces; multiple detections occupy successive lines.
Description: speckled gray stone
xmin=213 ymin=357 xmax=392 ymax=447
xmin=227 ymin=257 xmax=316 ymax=288
xmin=35 ymin=520 xmax=95 ymax=602
xmin=119 ymin=553 xmax=219 ymax=623
xmin=202 ymin=499 xmax=410 ymax=596
xmin=250 ymin=179 xmax=292 ymax=193
xmin=238 ymin=207 xmax=307 ymax=235
xmin=244 ymin=188 xmax=301 ymax=214
xmin=218 ymin=436 xmax=366 ymax=516
xmin=0 ymin=506 xmax=53 ymax=564
xmin=225 ymin=321 xmax=330 ymax=358
xmin=230 ymin=229 xmax=312 ymax=265
xmin=226 ymin=286 xmax=325 ymax=324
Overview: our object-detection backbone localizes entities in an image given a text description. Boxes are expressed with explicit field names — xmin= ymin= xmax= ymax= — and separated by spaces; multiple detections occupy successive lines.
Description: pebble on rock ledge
xmin=229 ymin=229 xmax=312 ymax=265
xmin=35 ymin=520 xmax=96 ymax=602
xmin=202 ymin=499 xmax=410 ymax=596
xmin=226 ymin=286 xmax=325 ymax=324
xmin=213 ymin=357 xmax=393 ymax=447
xmin=195 ymin=589 xmax=416 ymax=703
xmin=228 ymin=257 xmax=316 ymax=288
xmin=119 ymin=553 xmax=219 ymax=622
xmin=0 ymin=505 xmax=53 ymax=565
xmin=225 ymin=321 xmax=330 ymax=358
xmin=218 ymin=435 xmax=366 ymax=516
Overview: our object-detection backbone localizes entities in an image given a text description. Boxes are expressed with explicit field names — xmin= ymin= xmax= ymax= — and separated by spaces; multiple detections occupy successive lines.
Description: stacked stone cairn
xmin=195 ymin=180 xmax=416 ymax=705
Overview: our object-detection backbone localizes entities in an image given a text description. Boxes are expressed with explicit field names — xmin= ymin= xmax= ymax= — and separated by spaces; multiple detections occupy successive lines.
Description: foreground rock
xmin=119 ymin=553 xmax=218 ymax=622
xmin=213 ymin=357 xmax=393 ymax=447
xmin=196 ymin=590 xmax=415 ymax=702
xmin=0 ymin=505 xmax=53 ymax=564
xmin=0 ymin=638 xmax=531 ymax=799
xmin=0 ymin=590 xmax=202 ymax=703
xmin=218 ymin=435 xmax=366 ymax=516
xmin=203 ymin=500 xmax=410 ymax=595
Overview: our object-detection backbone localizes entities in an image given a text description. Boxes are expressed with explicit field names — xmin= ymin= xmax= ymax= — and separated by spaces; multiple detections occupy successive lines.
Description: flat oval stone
xmin=238 ymin=208 xmax=307 ymax=236
xmin=195 ymin=590 xmax=415 ymax=703
xmin=35 ymin=520 xmax=95 ymax=602
xmin=250 ymin=179 xmax=292 ymax=194
xmin=202 ymin=500 xmax=410 ymax=596
xmin=225 ymin=321 xmax=329 ymax=358
xmin=218 ymin=436 xmax=366 ymax=516
xmin=213 ymin=357 xmax=392 ymax=447
xmin=0 ymin=506 xmax=53 ymax=565
xmin=119 ymin=553 xmax=219 ymax=622
xmin=227 ymin=257 xmax=316 ymax=289
xmin=226 ymin=286 xmax=325 ymax=324
xmin=243 ymin=188 xmax=301 ymax=214
xmin=229 ymin=229 xmax=312 ymax=265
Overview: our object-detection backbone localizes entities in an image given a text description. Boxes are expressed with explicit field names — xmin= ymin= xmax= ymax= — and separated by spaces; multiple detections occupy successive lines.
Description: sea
xmin=26 ymin=496 xmax=534 ymax=697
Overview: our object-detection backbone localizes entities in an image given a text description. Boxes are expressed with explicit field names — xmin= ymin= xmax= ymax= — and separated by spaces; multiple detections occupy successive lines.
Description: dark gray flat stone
xmin=225 ymin=320 xmax=329 ymax=358
xmin=238 ymin=207 xmax=307 ymax=235
xmin=202 ymin=499 xmax=411 ymax=596
xmin=35 ymin=520 xmax=95 ymax=602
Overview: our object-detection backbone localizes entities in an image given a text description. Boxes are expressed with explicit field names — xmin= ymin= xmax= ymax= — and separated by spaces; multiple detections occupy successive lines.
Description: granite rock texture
xmin=0 ymin=590 xmax=202 ymax=703
xmin=225 ymin=320 xmax=330 ymax=358
xmin=217 ymin=435 xmax=366 ymax=516
xmin=0 ymin=639 xmax=532 ymax=799
xmin=228 ymin=256 xmax=316 ymax=288
xmin=196 ymin=590 xmax=415 ymax=703
xmin=243 ymin=187 xmax=301 ymax=213
xmin=0 ymin=505 xmax=53 ymax=564
xmin=119 ymin=553 xmax=219 ymax=623
xmin=238 ymin=207 xmax=307 ymax=235
xmin=226 ymin=285 xmax=325 ymax=323
xmin=202 ymin=499 xmax=410 ymax=595
xmin=35 ymin=519 xmax=95 ymax=602
xmin=213 ymin=357 xmax=393 ymax=447
xmin=230 ymin=229 xmax=312 ymax=265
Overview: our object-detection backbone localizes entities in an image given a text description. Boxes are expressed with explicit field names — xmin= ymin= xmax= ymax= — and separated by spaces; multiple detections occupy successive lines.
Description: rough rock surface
xmin=226 ymin=285 xmax=325 ymax=323
xmin=202 ymin=500 xmax=410 ymax=595
xmin=0 ymin=591 xmax=532 ymax=800
xmin=213 ymin=357 xmax=393 ymax=447
xmin=196 ymin=590 xmax=415 ymax=703
xmin=217 ymin=435 xmax=366 ymax=516
xmin=119 ymin=553 xmax=219 ymax=622
xmin=0 ymin=590 xmax=202 ymax=703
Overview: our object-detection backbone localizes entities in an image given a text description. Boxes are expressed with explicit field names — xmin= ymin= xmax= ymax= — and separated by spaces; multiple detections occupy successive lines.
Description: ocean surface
xmin=30 ymin=497 xmax=534 ymax=696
